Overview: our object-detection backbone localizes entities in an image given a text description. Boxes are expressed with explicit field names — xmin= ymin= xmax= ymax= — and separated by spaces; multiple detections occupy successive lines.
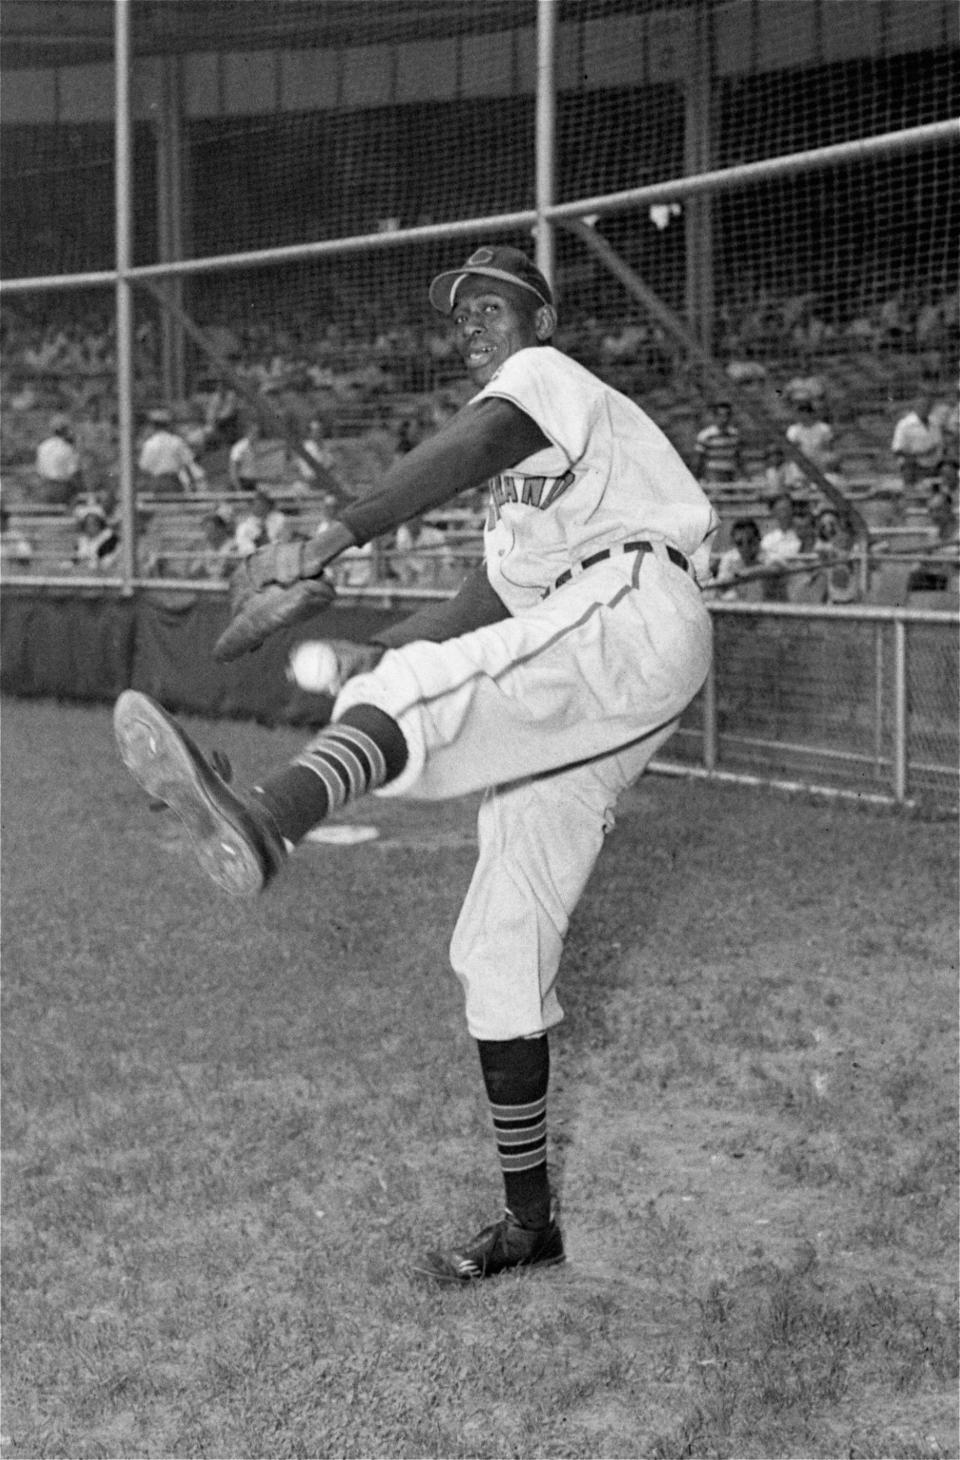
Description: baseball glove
xmin=213 ymin=523 xmax=355 ymax=662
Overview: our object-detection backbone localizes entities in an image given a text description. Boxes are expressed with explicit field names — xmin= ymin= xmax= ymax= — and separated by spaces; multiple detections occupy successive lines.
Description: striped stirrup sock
xmin=478 ymin=1035 xmax=552 ymax=1228
xmin=251 ymin=704 xmax=407 ymax=846
xmin=295 ymin=722 xmax=389 ymax=816
xmin=490 ymin=1095 xmax=548 ymax=1175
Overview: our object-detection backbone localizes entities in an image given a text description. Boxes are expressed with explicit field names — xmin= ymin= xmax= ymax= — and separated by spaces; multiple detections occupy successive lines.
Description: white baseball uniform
xmin=333 ymin=345 xmax=717 ymax=1040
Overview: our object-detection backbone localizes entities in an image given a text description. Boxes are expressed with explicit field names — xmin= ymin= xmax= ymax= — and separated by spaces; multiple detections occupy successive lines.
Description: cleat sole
xmin=114 ymin=691 xmax=266 ymax=897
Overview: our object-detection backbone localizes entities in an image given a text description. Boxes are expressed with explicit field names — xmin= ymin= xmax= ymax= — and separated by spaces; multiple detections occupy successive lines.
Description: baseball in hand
xmin=288 ymin=640 xmax=341 ymax=695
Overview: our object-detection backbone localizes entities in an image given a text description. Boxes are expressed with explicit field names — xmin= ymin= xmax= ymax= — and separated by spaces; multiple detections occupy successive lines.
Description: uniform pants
xmin=332 ymin=548 xmax=712 ymax=1040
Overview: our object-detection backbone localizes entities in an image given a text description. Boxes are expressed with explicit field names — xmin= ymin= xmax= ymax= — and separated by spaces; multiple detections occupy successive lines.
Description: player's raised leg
xmin=113 ymin=690 xmax=407 ymax=896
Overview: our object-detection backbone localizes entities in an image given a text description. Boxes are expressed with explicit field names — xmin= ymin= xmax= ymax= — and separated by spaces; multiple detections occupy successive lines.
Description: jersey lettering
xmin=487 ymin=469 xmax=576 ymax=525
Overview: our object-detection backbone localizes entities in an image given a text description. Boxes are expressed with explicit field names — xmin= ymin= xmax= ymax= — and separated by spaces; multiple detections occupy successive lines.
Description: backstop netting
xmin=1 ymin=1 xmax=957 ymax=805
xmin=3 ymin=0 xmax=957 ymax=479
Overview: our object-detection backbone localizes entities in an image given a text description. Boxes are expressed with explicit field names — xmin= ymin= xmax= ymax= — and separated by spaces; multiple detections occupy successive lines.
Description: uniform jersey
xmin=474 ymin=346 xmax=718 ymax=613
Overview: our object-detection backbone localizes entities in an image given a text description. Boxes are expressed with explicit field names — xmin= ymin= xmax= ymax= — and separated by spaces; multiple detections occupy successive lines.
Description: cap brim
xmin=428 ymin=266 xmax=550 ymax=315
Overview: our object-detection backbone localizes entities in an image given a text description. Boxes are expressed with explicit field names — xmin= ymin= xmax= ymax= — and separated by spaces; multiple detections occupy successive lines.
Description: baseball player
xmin=115 ymin=245 xmax=718 ymax=1282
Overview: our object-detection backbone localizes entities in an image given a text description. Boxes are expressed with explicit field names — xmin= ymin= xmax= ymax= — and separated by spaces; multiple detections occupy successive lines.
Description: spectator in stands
xmin=783 ymin=500 xmax=826 ymax=604
xmin=392 ymin=514 xmax=456 ymax=590
xmin=333 ymin=538 xmax=377 ymax=590
xmin=694 ymin=401 xmax=743 ymax=485
xmin=890 ymin=391 xmax=944 ymax=489
xmin=394 ymin=417 xmax=421 ymax=456
xmin=34 ymin=414 xmax=82 ymax=506
xmin=134 ymin=505 xmax=166 ymax=578
xmin=193 ymin=506 xmax=240 ymax=581
xmin=235 ymin=489 xmax=293 ymax=558
xmin=705 ymin=517 xmax=770 ymax=601
xmin=763 ymin=444 xmax=791 ymax=494
xmin=295 ymin=417 xmax=337 ymax=493
xmin=229 ymin=419 xmax=263 ymax=493
xmin=908 ymin=490 xmax=959 ymax=595
xmin=72 ymin=499 xmax=119 ymax=571
xmin=760 ymin=492 xmax=802 ymax=565
xmin=784 ymin=399 xmax=838 ymax=488
xmin=931 ymin=380 xmax=959 ymax=468
xmin=312 ymin=492 xmax=340 ymax=534
xmin=0 ymin=505 xmax=34 ymax=571
xmin=138 ymin=409 xmax=206 ymax=494
xmin=819 ymin=513 xmax=862 ymax=605
xmin=203 ymin=381 xmax=242 ymax=451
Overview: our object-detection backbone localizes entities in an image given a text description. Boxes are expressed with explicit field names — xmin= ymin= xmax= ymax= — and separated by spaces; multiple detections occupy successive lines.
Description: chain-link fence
xmin=664 ymin=602 xmax=958 ymax=806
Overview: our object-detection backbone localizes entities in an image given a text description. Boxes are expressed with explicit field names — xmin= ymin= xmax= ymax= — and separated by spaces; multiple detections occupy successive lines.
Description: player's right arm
xmin=338 ymin=399 xmax=549 ymax=547
xmin=213 ymin=400 xmax=546 ymax=660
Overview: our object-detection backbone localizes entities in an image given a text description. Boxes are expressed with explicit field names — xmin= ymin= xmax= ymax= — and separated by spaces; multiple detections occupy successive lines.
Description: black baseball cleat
xmin=413 ymin=1207 xmax=565 ymax=1283
xmin=113 ymin=690 xmax=287 ymax=897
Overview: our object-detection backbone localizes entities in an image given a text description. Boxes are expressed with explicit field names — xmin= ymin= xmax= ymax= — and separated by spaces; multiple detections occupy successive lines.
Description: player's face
xmin=451 ymin=278 xmax=543 ymax=387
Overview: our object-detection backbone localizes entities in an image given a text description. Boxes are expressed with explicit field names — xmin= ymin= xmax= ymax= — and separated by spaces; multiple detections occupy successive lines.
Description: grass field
xmin=2 ymin=696 xmax=957 ymax=1460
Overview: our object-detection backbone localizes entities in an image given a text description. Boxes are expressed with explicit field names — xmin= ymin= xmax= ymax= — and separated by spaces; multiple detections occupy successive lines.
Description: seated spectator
xmin=228 ymin=419 xmax=264 ymax=492
xmin=817 ymin=511 xmax=862 ymax=605
xmin=202 ymin=381 xmax=241 ymax=450
xmin=138 ymin=409 xmax=206 ymax=494
xmin=891 ymin=391 xmax=944 ymax=489
xmin=292 ymin=417 xmax=338 ymax=495
xmin=394 ymin=417 xmax=422 ymax=457
xmin=705 ymin=518 xmax=771 ymax=601
xmin=235 ymin=489 xmax=293 ymax=558
xmin=694 ymin=401 xmax=743 ymax=485
xmin=392 ymin=514 xmax=456 ymax=590
xmin=784 ymin=400 xmax=839 ymax=488
xmin=763 ymin=444 xmax=791 ymax=494
xmin=760 ymin=492 xmax=802 ymax=564
xmin=0 ymin=505 xmax=34 ymax=570
xmin=931 ymin=379 xmax=959 ymax=468
xmin=310 ymin=491 xmax=341 ymax=535
xmin=134 ymin=505 xmax=166 ymax=578
xmin=193 ymin=506 xmax=240 ymax=581
xmin=333 ymin=539 xmax=377 ymax=590
xmin=34 ymin=414 xmax=82 ymax=506
xmin=72 ymin=499 xmax=120 ymax=571
xmin=783 ymin=501 xmax=826 ymax=604
xmin=907 ymin=490 xmax=960 ymax=594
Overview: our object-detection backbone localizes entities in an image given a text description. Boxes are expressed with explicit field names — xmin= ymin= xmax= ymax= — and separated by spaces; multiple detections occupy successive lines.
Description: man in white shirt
xmin=35 ymin=414 xmax=82 ymax=505
xmin=137 ymin=409 xmax=206 ymax=494
xmin=706 ymin=518 xmax=772 ymax=601
xmin=760 ymin=492 xmax=802 ymax=564
xmin=784 ymin=400 xmax=838 ymax=488
xmin=891 ymin=392 xmax=944 ymax=488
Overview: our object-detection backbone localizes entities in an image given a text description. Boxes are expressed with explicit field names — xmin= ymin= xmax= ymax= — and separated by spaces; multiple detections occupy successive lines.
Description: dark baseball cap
xmin=428 ymin=245 xmax=553 ymax=315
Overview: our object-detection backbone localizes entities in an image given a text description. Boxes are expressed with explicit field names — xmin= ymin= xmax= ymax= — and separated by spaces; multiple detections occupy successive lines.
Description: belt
xmin=553 ymin=539 xmax=690 ymax=591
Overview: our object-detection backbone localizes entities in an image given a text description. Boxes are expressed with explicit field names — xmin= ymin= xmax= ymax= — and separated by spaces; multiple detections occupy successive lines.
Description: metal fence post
xmin=892 ymin=616 xmax=908 ymax=802
xmin=702 ymin=657 xmax=718 ymax=771
xmin=874 ymin=622 xmax=885 ymax=778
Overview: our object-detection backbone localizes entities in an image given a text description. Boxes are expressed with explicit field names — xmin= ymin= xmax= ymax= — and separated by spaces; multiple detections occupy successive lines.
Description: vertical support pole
xmin=157 ymin=55 xmax=186 ymax=403
xmin=684 ymin=0 xmax=714 ymax=349
xmin=873 ymin=621 xmax=885 ymax=777
xmin=535 ymin=0 xmax=558 ymax=298
xmin=892 ymin=616 xmax=908 ymax=802
xmin=702 ymin=653 xmax=718 ymax=771
xmin=115 ymin=0 xmax=136 ymax=593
